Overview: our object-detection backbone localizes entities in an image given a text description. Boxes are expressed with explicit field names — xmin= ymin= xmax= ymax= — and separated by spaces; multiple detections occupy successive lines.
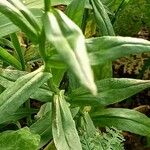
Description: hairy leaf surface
xmin=92 ymin=108 xmax=150 ymax=136
xmin=43 ymin=9 xmax=96 ymax=95
xmin=0 ymin=67 xmax=51 ymax=124
xmin=52 ymin=91 xmax=82 ymax=150
xmin=69 ymin=78 xmax=150 ymax=106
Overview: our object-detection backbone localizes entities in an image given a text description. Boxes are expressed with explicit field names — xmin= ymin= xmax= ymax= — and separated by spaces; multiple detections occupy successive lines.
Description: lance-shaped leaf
xmin=90 ymin=0 xmax=114 ymax=79
xmin=10 ymin=33 xmax=26 ymax=70
xmin=91 ymin=0 xmax=115 ymax=35
xmin=65 ymin=0 xmax=87 ymax=89
xmin=0 ymin=68 xmax=27 ymax=81
xmin=92 ymin=108 xmax=150 ymax=136
xmin=69 ymin=78 xmax=150 ymax=106
xmin=0 ymin=69 xmax=53 ymax=102
xmin=0 ymin=46 xmax=22 ymax=70
xmin=0 ymin=67 xmax=51 ymax=124
xmin=65 ymin=0 xmax=86 ymax=27
xmin=9 ymin=0 xmax=41 ymax=32
xmin=0 ymin=8 xmax=42 ymax=38
xmin=43 ymin=9 xmax=97 ymax=95
xmin=111 ymin=0 xmax=130 ymax=24
xmin=0 ymin=127 xmax=40 ymax=150
xmin=2 ymin=108 xmax=37 ymax=124
xmin=30 ymin=103 xmax=52 ymax=148
xmin=87 ymin=36 xmax=150 ymax=65
xmin=0 ymin=1 xmax=38 ymax=43
xmin=52 ymin=91 xmax=82 ymax=150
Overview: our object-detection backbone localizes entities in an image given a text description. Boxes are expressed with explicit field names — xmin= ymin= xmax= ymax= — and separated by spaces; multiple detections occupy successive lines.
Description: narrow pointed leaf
xmin=0 ymin=67 xmax=51 ymax=124
xmin=91 ymin=0 xmax=115 ymax=35
xmin=90 ymin=0 xmax=115 ymax=79
xmin=0 ymin=1 xmax=38 ymax=43
xmin=2 ymin=108 xmax=38 ymax=124
xmin=43 ymin=9 xmax=96 ymax=95
xmin=9 ymin=0 xmax=41 ymax=32
xmin=87 ymin=36 xmax=150 ymax=65
xmin=69 ymin=78 xmax=150 ymax=106
xmin=10 ymin=33 xmax=26 ymax=70
xmin=0 ymin=46 xmax=22 ymax=69
xmin=92 ymin=108 xmax=150 ymax=136
xmin=0 ymin=0 xmax=91 ymax=38
xmin=0 ymin=69 xmax=53 ymax=102
xmin=30 ymin=103 xmax=52 ymax=148
xmin=66 ymin=0 xmax=86 ymax=27
xmin=52 ymin=91 xmax=82 ymax=150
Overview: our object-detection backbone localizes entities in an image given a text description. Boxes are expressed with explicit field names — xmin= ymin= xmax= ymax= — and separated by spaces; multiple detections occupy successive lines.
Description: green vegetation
xmin=0 ymin=0 xmax=150 ymax=149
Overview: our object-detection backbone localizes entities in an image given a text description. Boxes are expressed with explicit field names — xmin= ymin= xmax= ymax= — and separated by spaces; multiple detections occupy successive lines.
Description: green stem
xmin=44 ymin=0 xmax=51 ymax=12
xmin=38 ymin=26 xmax=59 ymax=94
xmin=44 ymin=63 xmax=60 ymax=94
xmin=38 ymin=28 xmax=47 ymax=60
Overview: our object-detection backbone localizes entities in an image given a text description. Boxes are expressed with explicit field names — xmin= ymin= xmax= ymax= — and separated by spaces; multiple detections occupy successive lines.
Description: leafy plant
xmin=0 ymin=0 xmax=150 ymax=150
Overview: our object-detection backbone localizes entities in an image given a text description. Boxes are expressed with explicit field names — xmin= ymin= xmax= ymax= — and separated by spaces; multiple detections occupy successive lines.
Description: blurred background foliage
xmin=113 ymin=0 xmax=150 ymax=36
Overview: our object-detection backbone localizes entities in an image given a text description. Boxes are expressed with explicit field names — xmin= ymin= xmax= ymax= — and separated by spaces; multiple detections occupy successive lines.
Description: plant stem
xmin=44 ymin=0 xmax=51 ymax=12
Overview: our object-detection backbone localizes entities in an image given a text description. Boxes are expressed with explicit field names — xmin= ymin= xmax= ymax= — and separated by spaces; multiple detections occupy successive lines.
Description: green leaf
xmin=90 ymin=0 xmax=115 ymax=79
xmin=10 ymin=33 xmax=26 ymax=70
xmin=0 ymin=127 xmax=40 ymax=150
xmin=0 ymin=8 xmax=42 ymax=39
xmin=0 ymin=13 xmax=18 ymax=38
xmin=0 ymin=67 xmax=51 ymax=124
xmin=43 ymin=9 xmax=97 ymax=95
xmin=0 ymin=1 xmax=38 ymax=43
xmin=21 ymin=36 xmax=150 ymax=69
xmin=0 ymin=69 xmax=53 ymax=102
xmin=2 ymin=108 xmax=38 ymax=124
xmin=92 ymin=108 xmax=150 ymax=136
xmin=52 ymin=91 xmax=82 ymax=150
xmin=91 ymin=0 xmax=115 ymax=36
xmin=65 ymin=0 xmax=86 ymax=27
xmin=0 ymin=46 xmax=22 ymax=70
xmin=30 ymin=103 xmax=52 ymax=148
xmin=0 ymin=0 xmax=91 ymax=39
xmin=111 ymin=0 xmax=130 ymax=24
xmin=69 ymin=78 xmax=150 ymax=106
xmin=87 ymin=36 xmax=150 ymax=65
xmin=10 ymin=0 xmax=41 ymax=32
xmin=23 ymin=0 xmax=91 ymax=9
xmin=0 ymin=38 xmax=14 ymax=49
xmin=0 ymin=68 xmax=27 ymax=81
xmin=80 ymin=113 xmax=103 ymax=150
